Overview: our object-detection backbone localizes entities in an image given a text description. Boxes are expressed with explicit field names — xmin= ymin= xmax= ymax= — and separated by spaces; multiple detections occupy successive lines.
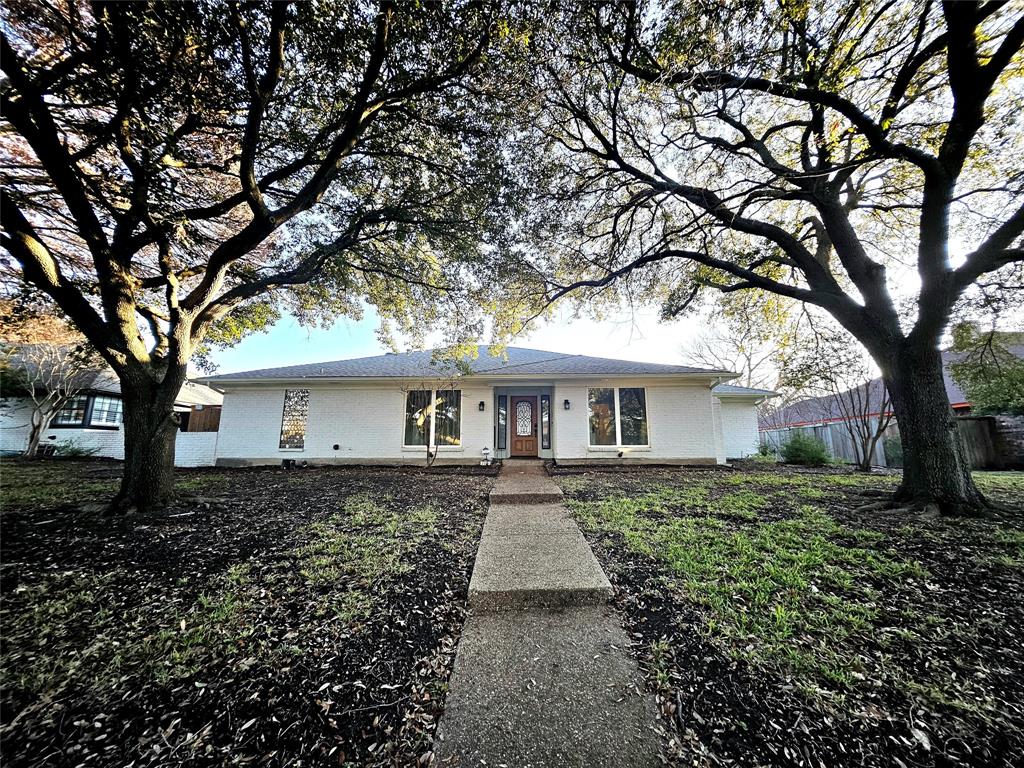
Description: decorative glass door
xmin=509 ymin=396 xmax=539 ymax=456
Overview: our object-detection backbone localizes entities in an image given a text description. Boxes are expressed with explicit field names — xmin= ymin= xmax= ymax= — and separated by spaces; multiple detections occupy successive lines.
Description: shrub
xmin=53 ymin=439 xmax=99 ymax=458
xmin=781 ymin=433 xmax=830 ymax=466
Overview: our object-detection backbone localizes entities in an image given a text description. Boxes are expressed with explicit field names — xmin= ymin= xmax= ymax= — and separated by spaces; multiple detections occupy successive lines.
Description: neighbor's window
xmin=279 ymin=389 xmax=310 ymax=450
xmin=588 ymin=388 xmax=617 ymax=446
xmin=404 ymin=390 xmax=432 ymax=446
xmin=540 ymin=395 xmax=551 ymax=449
xmin=53 ymin=395 xmax=88 ymax=426
xmin=497 ymin=395 xmax=507 ymax=450
xmin=89 ymin=395 xmax=123 ymax=427
xmin=405 ymin=388 xmax=462 ymax=447
xmin=587 ymin=387 xmax=649 ymax=447
xmin=434 ymin=389 xmax=461 ymax=446
xmin=618 ymin=388 xmax=648 ymax=446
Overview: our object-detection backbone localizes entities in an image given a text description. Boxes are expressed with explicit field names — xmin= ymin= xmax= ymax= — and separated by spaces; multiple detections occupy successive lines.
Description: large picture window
xmin=588 ymin=388 xmax=617 ymax=446
xmin=587 ymin=387 xmax=649 ymax=447
xmin=434 ymin=389 xmax=461 ymax=446
xmin=51 ymin=394 xmax=124 ymax=428
xmin=404 ymin=390 xmax=432 ymax=446
xmin=405 ymin=388 xmax=462 ymax=447
xmin=618 ymin=388 xmax=648 ymax=446
xmin=279 ymin=389 xmax=310 ymax=450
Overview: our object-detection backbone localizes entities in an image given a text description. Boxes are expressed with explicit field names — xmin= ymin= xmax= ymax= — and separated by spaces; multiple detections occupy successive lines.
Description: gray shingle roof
xmin=203 ymin=345 xmax=731 ymax=382
xmin=2 ymin=345 xmax=221 ymax=406
xmin=713 ymin=383 xmax=777 ymax=397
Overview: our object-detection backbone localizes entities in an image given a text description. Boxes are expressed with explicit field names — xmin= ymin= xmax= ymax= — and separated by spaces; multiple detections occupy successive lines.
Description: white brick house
xmin=202 ymin=346 xmax=773 ymax=466
xmin=0 ymin=370 xmax=223 ymax=466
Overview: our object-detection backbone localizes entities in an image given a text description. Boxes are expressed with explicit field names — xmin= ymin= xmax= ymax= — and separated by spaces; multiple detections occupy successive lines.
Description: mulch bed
xmin=554 ymin=464 xmax=1024 ymax=768
xmin=1 ymin=461 xmax=496 ymax=767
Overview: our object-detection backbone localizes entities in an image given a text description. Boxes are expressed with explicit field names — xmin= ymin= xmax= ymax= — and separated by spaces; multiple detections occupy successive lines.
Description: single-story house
xmin=0 ymin=369 xmax=223 ymax=466
xmin=201 ymin=346 xmax=775 ymax=467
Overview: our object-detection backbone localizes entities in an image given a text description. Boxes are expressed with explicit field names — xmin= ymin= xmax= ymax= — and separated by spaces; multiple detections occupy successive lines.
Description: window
xmin=53 ymin=395 xmax=89 ymax=426
xmin=496 ymin=395 xmax=507 ymax=450
xmin=279 ymin=389 xmax=310 ymax=449
xmin=89 ymin=395 xmax=123 ymax=427
xmin=404 ymin=390 xmax=432 ymax=446
xmin=588 ymin=388 xmax=617 ymax=446
xmin=618 ymin=388 xmax=648 ymax=446
xmin=404 ymin=388 xmax=462 ymax=447
xmin=434 ymin=389 xmax=461 ymax=446
xmin=587 ymin=387 xmax=649 ymax=447
xmin=540 ymin=395 xmax=551 ymax=449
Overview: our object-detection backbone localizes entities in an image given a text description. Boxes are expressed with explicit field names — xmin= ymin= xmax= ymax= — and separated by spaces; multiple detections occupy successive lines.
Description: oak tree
xmin=1 ymin=1 xmax=516 ymax=511
xmin=530 ymin=0 xmax=1024 ymax=512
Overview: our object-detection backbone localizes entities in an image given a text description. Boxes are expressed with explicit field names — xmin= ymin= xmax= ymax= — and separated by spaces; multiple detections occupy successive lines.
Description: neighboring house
xmin=0 ymin=369 xmax=223 ymax=466
xmin=761 ymin=346 xmax=1024 ymax=467
xmin=201 ymin=346 xmax=773 ymax=467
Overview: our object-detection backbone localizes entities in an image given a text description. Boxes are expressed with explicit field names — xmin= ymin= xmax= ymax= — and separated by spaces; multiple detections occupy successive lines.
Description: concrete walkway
xmin=434 ymin=461 xmax=660 ymax=766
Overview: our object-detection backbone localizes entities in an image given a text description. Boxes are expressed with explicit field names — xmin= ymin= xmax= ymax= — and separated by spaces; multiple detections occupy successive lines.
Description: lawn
xmin=0 ymin=460 xmax=494 ymax=767
xmin=555 ymin=465 xmax=1024 ymax=768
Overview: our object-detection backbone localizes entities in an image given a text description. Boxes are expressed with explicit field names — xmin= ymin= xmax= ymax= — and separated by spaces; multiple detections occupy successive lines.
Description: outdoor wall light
xmin=563 ymin=399 xmax=571 ymax=410
xmin=478 ymin=400 xmax=486 ymax=411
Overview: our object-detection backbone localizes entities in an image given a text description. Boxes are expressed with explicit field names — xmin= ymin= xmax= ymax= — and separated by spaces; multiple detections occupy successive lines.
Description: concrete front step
xmin=468 ymin=503 xmax=612 ymax=610
xmin=488 ymin=462 xmax=564 ymax=505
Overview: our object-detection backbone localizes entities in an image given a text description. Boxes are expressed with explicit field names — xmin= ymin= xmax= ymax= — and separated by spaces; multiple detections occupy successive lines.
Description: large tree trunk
xmin=883 ymin=342 xmax=986 ymax=515
xmin=109 ymin=369 xmax=184 ymax=514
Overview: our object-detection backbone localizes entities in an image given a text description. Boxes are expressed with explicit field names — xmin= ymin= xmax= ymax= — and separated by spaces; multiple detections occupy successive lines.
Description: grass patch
xmin=296 ymin=494 xmax=438 ymax=620
xmin=571 ymin=490 xmax=928 ymax=688
xmin=2 ymin=493 xmax=443 ymax=711
xmin=1 ymin=460 xmax=118 ymax=507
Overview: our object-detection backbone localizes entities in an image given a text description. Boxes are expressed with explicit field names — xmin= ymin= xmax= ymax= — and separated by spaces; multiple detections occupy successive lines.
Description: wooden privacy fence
xmin=761 ymin=414 xmax=1024 ymax=470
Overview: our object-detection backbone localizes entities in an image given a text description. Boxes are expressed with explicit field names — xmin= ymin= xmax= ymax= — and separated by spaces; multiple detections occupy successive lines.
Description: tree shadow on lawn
xmin=556 ymin=465 xmax=1024 ymax=768
xmin=0 ymin=462 xmax=494 ymax=767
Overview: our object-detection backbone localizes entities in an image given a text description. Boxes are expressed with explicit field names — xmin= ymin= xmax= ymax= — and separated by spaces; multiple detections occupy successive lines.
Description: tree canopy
xmin=0 ymin=0 xmax=527 ymax=376
xmin=526 ymin=1 xmax=1023 ymax=342
xmin=516 ymin=0 xmax=1023 ymax=511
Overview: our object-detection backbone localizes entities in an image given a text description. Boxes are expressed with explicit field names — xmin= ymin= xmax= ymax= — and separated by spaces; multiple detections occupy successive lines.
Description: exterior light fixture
xmin=478 ymin=400 xmax=486 ymax=411
xmin=563 ymin=399 xmax=571 ymax=410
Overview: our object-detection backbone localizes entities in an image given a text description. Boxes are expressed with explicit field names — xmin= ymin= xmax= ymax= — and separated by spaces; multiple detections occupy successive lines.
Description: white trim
xmin=586 ymin=386 xmax=651 ymax=450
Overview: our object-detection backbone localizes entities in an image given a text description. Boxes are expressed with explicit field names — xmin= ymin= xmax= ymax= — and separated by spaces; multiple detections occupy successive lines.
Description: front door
xmin=510 ymin=396 xmax=539 ymax=457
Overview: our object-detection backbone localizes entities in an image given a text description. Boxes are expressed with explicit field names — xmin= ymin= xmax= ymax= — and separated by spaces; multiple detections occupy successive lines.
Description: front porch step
xmin=488 ymin=461 xmax=564 ymax=504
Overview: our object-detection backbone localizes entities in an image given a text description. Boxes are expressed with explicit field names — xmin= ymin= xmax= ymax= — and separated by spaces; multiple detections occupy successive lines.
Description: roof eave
xmin=201 ymin=370 xmax=735 ymax=386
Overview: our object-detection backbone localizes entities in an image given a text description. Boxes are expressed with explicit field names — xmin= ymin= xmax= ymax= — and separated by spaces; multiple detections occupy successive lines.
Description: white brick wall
xmin=215 ymin=384 xmax=494 ymax=464
xmin=1 ymin=396 xmax=218 ymax=466
xmin=711 ymin=395 xmax=726 ymax=464
xmin=175 ymin=433 xmax=219 ymax=467
xmin=552 ymin=381 xmax=722 ymax=462
xmin=214 ymin=379 xmax=729 ymax=465
xmin=719 ymin=400 xmax=762 ymax=459
xmin=1 ymin=398 xmax=34 ymax=454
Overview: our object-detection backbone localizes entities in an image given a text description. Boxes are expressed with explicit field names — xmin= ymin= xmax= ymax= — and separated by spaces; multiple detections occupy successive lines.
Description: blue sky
xmin=206 ymin=304 xmax=708 ymax=374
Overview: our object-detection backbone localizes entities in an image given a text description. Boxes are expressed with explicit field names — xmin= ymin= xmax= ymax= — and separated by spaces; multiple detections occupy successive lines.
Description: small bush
xmin=53 ymin=439 xmax=99 ymax=458
xmin=781 ymin=433 xmax=830 ymax=466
